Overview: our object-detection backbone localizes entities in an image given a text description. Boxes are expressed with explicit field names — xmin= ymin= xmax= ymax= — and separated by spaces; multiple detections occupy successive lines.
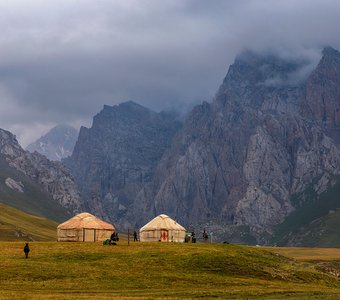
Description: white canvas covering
xmin=139 ymin=214 xmax=186 ymax=242
xmin=57 ymin=212 xmax=115 ymax=242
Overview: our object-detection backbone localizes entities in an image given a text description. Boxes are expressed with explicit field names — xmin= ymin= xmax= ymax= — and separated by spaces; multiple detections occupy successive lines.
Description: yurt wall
xmin=57 ymin=228 xmax=114 ymax=242
xmin=57 ymin=212 xmax=115 ymax=242
xmin=140 ymin=229 xmax=186 ymax=242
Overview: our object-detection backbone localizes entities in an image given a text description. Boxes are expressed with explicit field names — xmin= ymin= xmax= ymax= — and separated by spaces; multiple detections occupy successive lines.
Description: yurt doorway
xmin=84 ymin=229 xmax=95 ymax=242
xmin=160 ymin=229 xmax=168 ymax=241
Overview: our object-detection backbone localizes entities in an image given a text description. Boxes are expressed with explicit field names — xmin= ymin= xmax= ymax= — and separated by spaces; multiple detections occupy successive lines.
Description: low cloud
xmin=0 ymin=0 xmax=339 ymax=146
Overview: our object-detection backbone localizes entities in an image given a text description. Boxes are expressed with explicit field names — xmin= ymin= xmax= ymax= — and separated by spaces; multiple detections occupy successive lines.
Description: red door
xmin=161 ymin=230 xmax=168 ymax=241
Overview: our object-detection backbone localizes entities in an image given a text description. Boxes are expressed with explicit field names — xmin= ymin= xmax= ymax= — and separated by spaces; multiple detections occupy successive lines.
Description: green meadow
xmin=2 ymin=241 xmax=340 ymax=299
xmin=2 ymin=203 xmax=340 ymax=299
xmin=0 ymin=203 xmax=58 ymax=241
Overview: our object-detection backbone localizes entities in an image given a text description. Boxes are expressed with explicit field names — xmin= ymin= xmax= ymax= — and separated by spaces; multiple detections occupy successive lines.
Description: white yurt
xmin=139 ymin=214 xmax=186 ymax=242
xmin=57 ymin=212 xmax=115 ymax=242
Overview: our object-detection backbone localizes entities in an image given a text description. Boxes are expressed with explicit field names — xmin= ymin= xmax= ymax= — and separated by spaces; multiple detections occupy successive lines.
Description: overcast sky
xmin=0 ymin=0 xmax=339 ymax=147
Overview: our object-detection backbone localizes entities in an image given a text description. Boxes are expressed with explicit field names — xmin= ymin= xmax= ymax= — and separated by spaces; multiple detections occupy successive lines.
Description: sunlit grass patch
xmin=1 ymin=242 xmax=340 ymax=299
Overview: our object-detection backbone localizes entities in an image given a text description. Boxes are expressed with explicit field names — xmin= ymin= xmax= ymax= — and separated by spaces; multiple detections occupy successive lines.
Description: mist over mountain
xmin=26 ymin=124 xmax=79 ymax=161
xmin=64 ymin=46 xmax=340 ymax=245
xmin=135 ymin=47 xmax=340 ymax=243
xmin=2 ymin=1 xmax=340 ymax=148
xmin=2 ymin=46 xmax=340 ymax=246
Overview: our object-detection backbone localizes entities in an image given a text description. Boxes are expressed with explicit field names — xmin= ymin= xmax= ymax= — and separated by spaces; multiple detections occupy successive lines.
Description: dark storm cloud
xmin=0 ymin=0 xmax=339 ymax=146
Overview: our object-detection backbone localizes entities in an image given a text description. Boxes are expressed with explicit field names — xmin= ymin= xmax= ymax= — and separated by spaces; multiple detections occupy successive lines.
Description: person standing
xmin=203 ymin=228 xmax=208 ymax=242
xmin=23 ymin=243 xmax=30 ymax=259
xmin=133 ymin=230 xmax=138 ymax=242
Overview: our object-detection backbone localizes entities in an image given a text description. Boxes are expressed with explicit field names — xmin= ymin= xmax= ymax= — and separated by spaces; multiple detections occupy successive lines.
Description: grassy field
xmin=0 ymin=203 xmax=58 ymax=241
xmin=2 ymin=242 xmax=340 ymax=299
xmin=263 ymin=247 xmax=340 ymax=261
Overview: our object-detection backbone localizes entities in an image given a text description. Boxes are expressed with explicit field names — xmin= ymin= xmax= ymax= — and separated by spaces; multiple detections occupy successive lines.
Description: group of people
xmin=24 ymin=228 xmax=208 ymax=257
xmin=102 ymin=230 xmax=139 ymax=246
xmin=108 ymin=232 xmax=119 ymax=245
xmin=111 ymin=231 xmax=139 ymax=242
xmin=184 ymin=228 xmax=209 ymax=243
xmin=107 ymin=230 xmax=139 ymax=244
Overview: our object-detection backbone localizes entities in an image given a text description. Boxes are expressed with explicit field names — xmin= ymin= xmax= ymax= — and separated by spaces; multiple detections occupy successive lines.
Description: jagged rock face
xmin=0 ymin=129 xmax=23 ymax=157
xmin=302 ymin=47 xmax=340 ymax=127
xmin=26 ymin=124 xmax=78 ymax=161
xmin=0 ymin=128 xmax=82 ymax=214
xmin=38 ymin=47 xmax=340 ymax=244
xmin=64 ymin=101 xmax=181 ymax=226
xmin=135 ymin=48 xmax=340 ymax=241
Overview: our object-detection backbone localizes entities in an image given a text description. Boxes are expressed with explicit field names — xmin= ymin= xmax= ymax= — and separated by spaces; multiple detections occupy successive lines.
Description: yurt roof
xmin=57 ymin=212 xmax=114 ymax=230
xmin=140 ymin=214 xmax=186 ymax=232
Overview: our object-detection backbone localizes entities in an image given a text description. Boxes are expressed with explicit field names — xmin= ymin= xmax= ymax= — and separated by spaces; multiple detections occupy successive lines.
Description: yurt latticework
xmin=139 ymin=214 xmax=186 ymax=242
xmin=57 ymin=212 xmax=115 ymax=242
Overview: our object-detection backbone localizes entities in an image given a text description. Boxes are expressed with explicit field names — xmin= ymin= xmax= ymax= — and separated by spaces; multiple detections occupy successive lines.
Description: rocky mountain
xmin=26 ymin=124 xmax=78 ymax=161
xmin=63 ymin=47 xmax=340 ymax=245
xmin=133 ymin=47 xmax=340 ymax=244
xmin=64 ymin=101 xmax=181 ymax=227
xmin=0 ymin=128 xmax=83 ymax=218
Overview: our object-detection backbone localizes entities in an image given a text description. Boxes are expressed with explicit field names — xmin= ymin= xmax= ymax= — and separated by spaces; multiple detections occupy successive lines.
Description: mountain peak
xmin=119 ymin=100 xmax=142 ymax=108
xmin=216 ymin=50 xmax=309 ymax=110
xmin=308 ymin=46 xmax=340 ymax=77
xmin=322 ymin=46 xmax=340 ymax=59
xmin=303 ymin=46 xmax=340 ymax=128
xmin=317 ymin=46 xmax=340 ymax=70
xmin=223 ymin=50 xmax=307 ymax=89
xmin=103 ymin=101 xmax=146 ymax=110
xmin=0 ymin=128 xmax=17 ymax=142
xmin=102 ymin=101 xmax=152 ymax=117
xmin=0 ymin=128 xmax=23 ymax=157
xmin=26 ymin=124 xmax=78 ymax=161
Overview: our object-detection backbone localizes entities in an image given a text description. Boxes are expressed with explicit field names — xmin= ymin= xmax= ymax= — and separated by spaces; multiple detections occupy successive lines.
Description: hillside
xmin=273 ymin=176 xmax=340 ymax=247
xmin=0 ymin=204 xmax=58 ymax=241
xmin=1 ymin=242 xmax=340 ymax=299
xmin=0 ymin=157 xmax=70 ymax=222
xmin=0 ymin=127 xmax=82 ymax=217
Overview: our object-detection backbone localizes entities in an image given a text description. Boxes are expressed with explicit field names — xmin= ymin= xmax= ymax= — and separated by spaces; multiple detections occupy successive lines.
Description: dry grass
xmin=1 ymin=242 xmax=340 ymax=299
xmin=262 ymin=247 xmax=340 ymax=261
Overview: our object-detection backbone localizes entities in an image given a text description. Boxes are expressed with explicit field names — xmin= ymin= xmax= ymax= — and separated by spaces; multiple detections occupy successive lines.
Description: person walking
xmin=23 ymin=243 xmax=30 ymax=259
xmin=133 ymin=230 xmax=138 ymax=242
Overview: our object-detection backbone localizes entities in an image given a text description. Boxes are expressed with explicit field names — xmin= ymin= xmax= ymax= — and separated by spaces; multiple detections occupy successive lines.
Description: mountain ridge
xmin=64 ymin=102 xmax=182 ymax=226
xmin=4 ymin=47 xmax=340 ymax=246
xmin=0 ymin=128 xmax=83 ymax=219
xmin=132 ymin=46 xmax=340 ymax=244
xmin=26 ymin=124 xmax=78 ymax=161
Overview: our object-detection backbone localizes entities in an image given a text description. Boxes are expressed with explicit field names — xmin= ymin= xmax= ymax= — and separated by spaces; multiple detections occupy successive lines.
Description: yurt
xmin=139 ymin=214 xmax=186 ymax=242
xmin=57 ymin=212 xmax=115 ymax=242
